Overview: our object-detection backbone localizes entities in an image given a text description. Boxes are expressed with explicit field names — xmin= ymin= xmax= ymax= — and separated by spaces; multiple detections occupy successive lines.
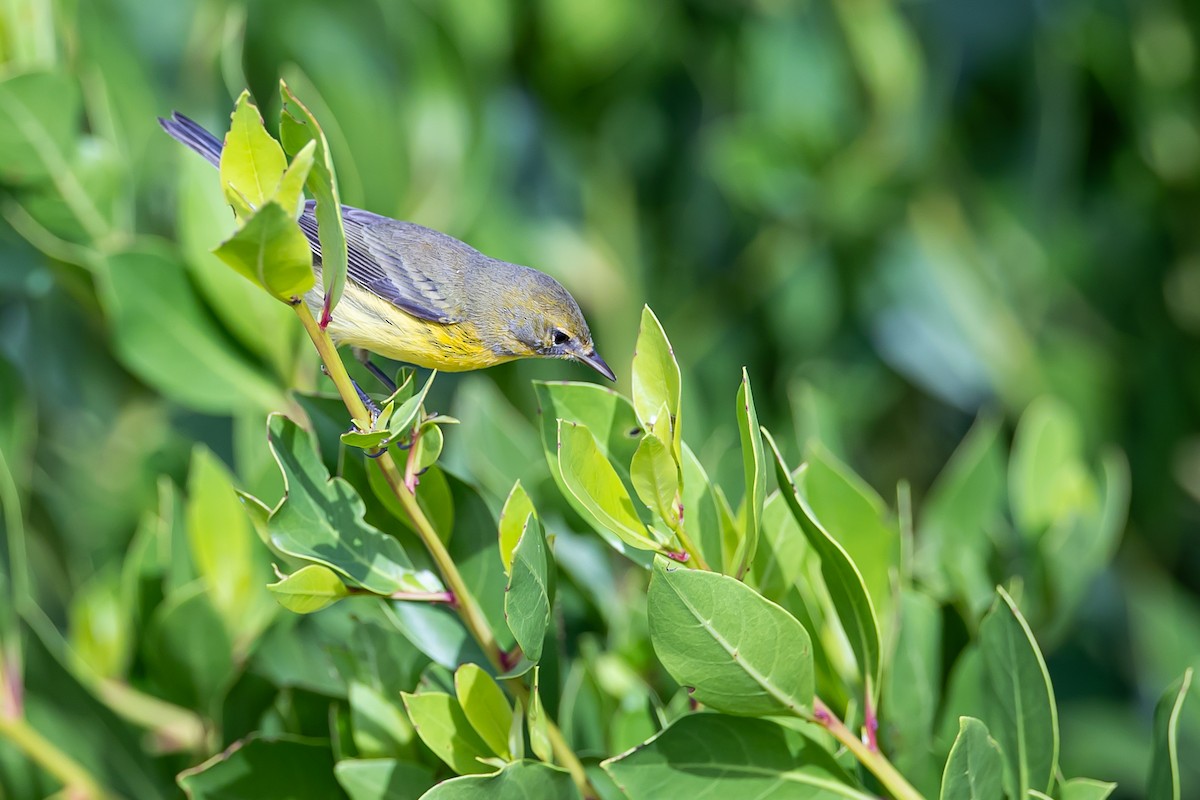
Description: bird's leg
xmin=322 ymin=364 xmax=381 ymax=421
xmin=353 ymin=347 xmax=397 ymax=394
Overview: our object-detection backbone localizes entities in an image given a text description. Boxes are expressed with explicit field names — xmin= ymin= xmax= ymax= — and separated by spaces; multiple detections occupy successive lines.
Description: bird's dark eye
xmin=552 ymin=329 xmax=571 ymax=346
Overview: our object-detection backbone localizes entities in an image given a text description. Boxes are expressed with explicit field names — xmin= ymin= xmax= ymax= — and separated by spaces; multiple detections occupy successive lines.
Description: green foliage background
xmin=1 ymin=0 xmax=1199 ymax=798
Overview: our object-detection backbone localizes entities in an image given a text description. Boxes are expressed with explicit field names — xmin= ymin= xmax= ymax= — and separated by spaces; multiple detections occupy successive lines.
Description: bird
xmin=158 ymin=112 xmax=615 ymax=383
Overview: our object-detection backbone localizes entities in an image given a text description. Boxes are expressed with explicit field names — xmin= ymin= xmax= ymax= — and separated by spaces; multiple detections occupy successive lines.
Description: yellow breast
xmin=309 ymin=284 xmax=513 ymax=371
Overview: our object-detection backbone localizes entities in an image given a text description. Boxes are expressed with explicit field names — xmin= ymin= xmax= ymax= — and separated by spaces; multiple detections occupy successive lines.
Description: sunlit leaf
xmin=401 ymin=691 xmax=494 ymax=775
xmin=213 ymin=200 xmax=315 ymax=301
xmin=630 ymin=305 xmax=682 ymax=458
xmin=220 ymin=90 xmax=287 ymax=213
xmin=267 ymin=564 xmax=349 ymax=614
xmin=498 ymin=481 xmax=535 ymax=576
xmin=556 ymin=420 xmax=660 ymax=553
xmin=280 ymin=80 xmax=348 ymax=322
xmin=732 ymin=368 xmax=765 ymax=578
xmin=528 ymin=667 xmax=553 ymax=763
xmin=630 ymin=432 xmax=680 ymax=527
xmin=647 ymin=557 xmax=813 ymax=717
xmin=455 ymin=663 xmax=513 ymax=759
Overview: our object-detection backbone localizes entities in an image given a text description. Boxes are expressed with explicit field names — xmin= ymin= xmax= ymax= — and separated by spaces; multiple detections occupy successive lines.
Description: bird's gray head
xmin=491 ymin=266 xmax=615 ymax=381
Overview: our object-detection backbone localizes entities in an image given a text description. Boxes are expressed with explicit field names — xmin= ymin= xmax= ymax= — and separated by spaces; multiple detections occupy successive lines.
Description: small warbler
xmin=158 ymin=113 xmax=615 ymax=382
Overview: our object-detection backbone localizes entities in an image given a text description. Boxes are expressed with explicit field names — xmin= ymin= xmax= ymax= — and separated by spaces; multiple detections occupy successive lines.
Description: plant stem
xmin=0 ymin=715 xmax=113 ymax=799
xmin=812 ymin=697 xmax=924 ymax=800
xmin=672 ymin=523 xmax=709 ymax=571
xmin=292 ymin=301 xmax=596 ymax=798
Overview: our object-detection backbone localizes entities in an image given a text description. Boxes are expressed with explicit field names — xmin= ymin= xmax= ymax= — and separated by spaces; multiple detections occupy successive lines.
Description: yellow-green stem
xmin=293 ymin=301 xmax=595 ymax=798
xmin=812 ymin=697 xmax=925 ymax=800
xmin=672 ymin=523 xmax=710 ymax=571
xmin=0 ymin=715 xmax=113 ymax=799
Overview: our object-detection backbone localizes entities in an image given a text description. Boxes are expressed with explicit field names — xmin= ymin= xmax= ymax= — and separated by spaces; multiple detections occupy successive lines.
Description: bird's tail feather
xmin=157 ymin=112 xmax=223 ymax=168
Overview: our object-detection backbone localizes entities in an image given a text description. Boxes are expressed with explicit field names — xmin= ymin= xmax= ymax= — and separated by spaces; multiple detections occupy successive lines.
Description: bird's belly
xmin=307 ymin=287 xmax=508 ymax=372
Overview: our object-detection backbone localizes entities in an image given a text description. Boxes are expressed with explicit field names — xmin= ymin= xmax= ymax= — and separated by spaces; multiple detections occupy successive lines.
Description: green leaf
xmin=505 ymin=514 xmax=551 ymax=663
xmin=275 ymin=139 xmax=316 ymax=217
xmin=414 ymin=423 xmax=445 ymax=473
xmin=0 ymin=71 xmax=80 ymax=186
xmin=917 ymin=415 xmax=1005 ymax=617
xmin=1060 ymin=778 xmax=1117 ymax=800
xmin=765 ymin=430 xmax=881 ymax=691
xmin=220 ymin=90 xmax=287 ymax=212
xmin=557 ymin=420 xmax=660 ymax=552
xmin=213 ymin=200 xmax=315 ymax=301
xmin=388 ymin=371 xmax=438 ymax=441
xmin=67 ymin=566 xmax=131 ymax=679
xmin=681 ymin=443 xmax=723 ymax=572
xmin=498 ymin=481 xmax=535 ymax=576
xmin=602 ymin=714 xmax=869 ymax=799
xmin=800 ymin=443 xmax=899 ymax=639
xmin=401 ymin=691 xmax=494 ymax=775
xmin=418 ymin=761 xmax=580 ymax=799
xmin=144 ymin=584 xmax=233 ymax=713
xmin=733 ymin=369 xmax=766 ymax=578
xmin=335 ymin=759 xmax=434 ymax=800
xmin=187 ymin=446 xmax=274 ymax=639
xmin=280 ymin=80 xmax=348 ymax=321
xmin=267 ymin=564 xmax=349 ymax=614
xmin=884 ymin=589 xmax=942 ymax=790
xmin=178 ymin=735 xmax=340 ymax=799
xmin=979 ymin=588 xmax=1059 ymax=799
xmin=630 ymin=432 xmax=680 ymax=527
xmin=630 ymin=306 xmax=682 ymax=458
xmin=1148 ymin=668 xmax=1194 ymax=800
xmin=939 ymin=717 xmax=1004 ymax=800
xmin=266 ymin=414 xmax=441 ymax=595
xmin=455 ymin=663 xmax=513 ymax=759
xmin=100 ymin=242 xmax=286 ymax=412
xmin=350 ymin=681 xmax=416 ymax=759
xmin=1010 ymin=396 xmax=1093 ymax=537
xmin=647 ymin=556 xmax=813 ymax=716
xmin=528 ymin=667 xmax=554 ymax=763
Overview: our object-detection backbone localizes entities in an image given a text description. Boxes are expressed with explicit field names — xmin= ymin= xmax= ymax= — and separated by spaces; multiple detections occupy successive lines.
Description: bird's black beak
xmin=575 ymin=349 xmax=616 ymax=381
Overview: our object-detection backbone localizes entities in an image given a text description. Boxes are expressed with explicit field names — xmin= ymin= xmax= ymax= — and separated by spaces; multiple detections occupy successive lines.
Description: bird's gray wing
xmin=299 ymin=204 xmax=468 ymax=323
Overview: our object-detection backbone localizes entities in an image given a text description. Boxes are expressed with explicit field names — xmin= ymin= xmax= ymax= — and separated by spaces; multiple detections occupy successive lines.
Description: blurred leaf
xmin=766 ymin=430 xmax=881 ymax=690
xmin=266 ymin=414 xmax=441 ymax=594
xmin=100 ymin=242 xmax=285 ymax=412
xmin=220 ymin=90 xmax=286 ymax=213
xmin=350 ymin=681 xmax=416 ymax=760
xmin=733 ymin=369 xmax=766 ymax=578
xmin=631 ymin=305 xmax=682 ymax=459
xmin=418 ymin=761 xmax=580 ymax=799
xmin=498 ymin=481 xmax=535 ymax=576
xmin=528 ymin=667 xmax=553 ymax=764
xmin=213 ymin=200 xmax=315 ymax=301
xmin=455 ymin=663 xmax=513 ymax=759
xmin=557 ymin=420 xmax=659 ymax=552
xmin=800 ymin=443 xmax=898 ymax=641
xmin=335 ymin=759 xmax=434 ymax=800
xmin=884 ymin=589 xmax=942 ymax=793
xmin=280 ymin=81 xmax=348 ymax=322
xmin=67 ymin=565 xmax=130 ymax=679
xmin=144 ymin=583 xmax=233 ymax=713
xmin=505 ymin=514 xmax=551 ymax=663
xmin=0 ymin=71 xmax=80 ymax=186
xmin=178 ymin=735 xmax=339 ymax=799
xmin=917 ymin=415 xmax=1004 ymax=617
xmin=1060 ymin=778 xmax=1117 ymax=800
xmin=1010 ymin=397 xmax=1094 ymax=537
xmin=444 ymin=377 xmax=546 ymax=503
xmin=187 ymin=446 xmax=274 ymax=642
xmin=268 ymin=564 xmax=349 ymax=614
xmin=602 ymin=714 xmax=863 ymax=799
xmin=1148 ymin=668 xmax=1194 ymax=800
xmin=980 ymin=588 xmax=1059 ymax=799
xmin=401 ymin=691 xmax=494 ymax=775
xmin=647 ymin=557 xmax=813 ymax=716
xmin=939 ymin=717 xmax=1004 ymax=800
xmin=630 ymin=432 xmax=679 ymax=528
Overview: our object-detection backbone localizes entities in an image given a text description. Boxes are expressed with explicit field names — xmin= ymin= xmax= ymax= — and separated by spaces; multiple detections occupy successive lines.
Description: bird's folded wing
xmin=300 ymin=205 xmax=467 ymax=324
